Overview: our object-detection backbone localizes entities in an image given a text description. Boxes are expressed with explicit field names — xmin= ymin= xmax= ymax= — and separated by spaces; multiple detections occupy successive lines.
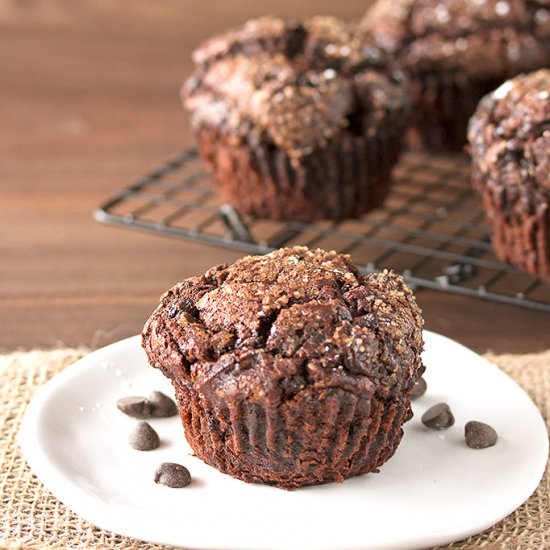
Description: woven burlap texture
xmin=0 ymin=348 xmax=548 ymax=550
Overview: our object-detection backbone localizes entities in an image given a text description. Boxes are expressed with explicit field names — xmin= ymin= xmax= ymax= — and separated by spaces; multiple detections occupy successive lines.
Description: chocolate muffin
xmin=468 ymin=70 xmax=550 ymax=281
xmin=142 ymin=247 xmax=424 ymax=489
xmin=361 ymin=0 xmax=550 ymax=152
xmin=182 ymin=16 xmax=410 ymax=222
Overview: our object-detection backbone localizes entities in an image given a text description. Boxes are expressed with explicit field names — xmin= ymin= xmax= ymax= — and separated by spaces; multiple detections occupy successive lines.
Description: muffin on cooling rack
xmin=182 ymin=16 xmax=410 ymax=222
xmin=468 ymin=69 xmax=550 ymax=281
xmin=142 ymin=246 xmax=424 ymax=489
xmin=360 ymin=0 xmax=550 ymax=152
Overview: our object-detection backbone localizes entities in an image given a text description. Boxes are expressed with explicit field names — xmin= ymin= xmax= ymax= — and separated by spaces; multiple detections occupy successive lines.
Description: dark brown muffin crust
xmin=468 ymin=69 xmax=550 ymax=281
xmin=183 ymin=16 xmax=410 ymax=222
xmin=142 ymin=247 xmax=424 ymax=489
xmin=361 ymin=0 xmax=550 ymax=151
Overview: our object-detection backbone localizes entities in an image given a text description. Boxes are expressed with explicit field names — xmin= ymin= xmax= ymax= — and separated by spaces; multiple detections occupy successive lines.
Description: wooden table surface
xmin=2 ymin=1 xmax=549 ymax=354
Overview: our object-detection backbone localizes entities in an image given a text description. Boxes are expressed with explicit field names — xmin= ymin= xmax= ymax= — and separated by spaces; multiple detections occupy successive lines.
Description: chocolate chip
xmin=179 ymin=298 xmax=198 ymax=316
xmin=154 ymin=463 xmax=191 ymax=488
xmin=280 ymin=374 xmax=306 ymax=399
xmin=421 ymin=402 xmax=455 ymax=430
xmin=117 ymin=396 xmax=152 ymax=419
xmin=149 ymin=391 xmax=178 ymax=418
xmin=168 ymin=305 xmax=179 ymax=319
xmin=129 ymin=421 xmax=160 ymax=451
xmin=412 ymin=377 xmax=427 ymax=399
xmin=465 ymin=421 xmax=498 ymax=449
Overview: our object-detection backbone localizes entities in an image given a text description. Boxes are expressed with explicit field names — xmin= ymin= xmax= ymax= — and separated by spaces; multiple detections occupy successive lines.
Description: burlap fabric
xmin=0 ymin=348 xmax=548 ymax=550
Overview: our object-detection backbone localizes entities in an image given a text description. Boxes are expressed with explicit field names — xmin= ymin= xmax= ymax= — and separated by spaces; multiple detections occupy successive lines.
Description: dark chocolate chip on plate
xmin=465 ymin=421 xmax=498 ymax=449
xmin=149 ymin=391 xmax=178 ymax=418
xmin=129 ymin=421 xmax=160 ymax=451
xmin=117 ymin=396 xmax=152 ymax=419
xmin=412 ymin=377 xmax=427 ymax=400
xmin=421 ymin=402 xmax=455 ymax=430
xmin=154 ymin=463 xmax=191 ymax=488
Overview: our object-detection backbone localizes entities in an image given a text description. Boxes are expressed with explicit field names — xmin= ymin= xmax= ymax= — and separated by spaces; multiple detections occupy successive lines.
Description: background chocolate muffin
xmin=468 ymin=69 xmax=550 ymax=281
xmin=142 ymin=247 xmax=424 ymax=489
xmin=183 ymin=16 xmax=410 ymax=222
xmin=361 ymin=0 xmax=550 ymax=152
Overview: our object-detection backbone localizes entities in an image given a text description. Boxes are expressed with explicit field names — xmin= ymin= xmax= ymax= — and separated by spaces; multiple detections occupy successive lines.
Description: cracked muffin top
xmin=182 ymin=16 xmax=409 ymax=160
xmin=142 ymin=247 xmax=424 ymax=407
xmin=360 ymin=0 xmax=550 ymax=78
xmin=468 ymin=69 xmax=550 ymax=191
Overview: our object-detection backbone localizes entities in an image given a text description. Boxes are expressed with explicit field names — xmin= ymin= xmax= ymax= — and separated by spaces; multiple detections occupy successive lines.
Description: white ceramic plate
xmin=19 ymin=331 xmax=548 ymax=550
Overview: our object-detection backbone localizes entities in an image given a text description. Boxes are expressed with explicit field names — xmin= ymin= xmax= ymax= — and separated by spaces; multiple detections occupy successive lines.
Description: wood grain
xmin=1 ymin=1 xmax=549 ymax=353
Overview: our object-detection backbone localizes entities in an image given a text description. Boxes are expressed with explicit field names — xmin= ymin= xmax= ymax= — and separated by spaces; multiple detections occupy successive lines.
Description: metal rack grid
xmin=94 ymin=149 xmax=550 ymax=313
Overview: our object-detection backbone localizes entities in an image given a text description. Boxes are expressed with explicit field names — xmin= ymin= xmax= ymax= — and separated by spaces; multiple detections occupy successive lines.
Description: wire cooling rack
xmin=95 ymin=149 xmax=550 ymax=313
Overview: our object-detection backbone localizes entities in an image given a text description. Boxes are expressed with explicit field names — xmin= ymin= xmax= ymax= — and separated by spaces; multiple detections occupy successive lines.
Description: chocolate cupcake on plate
xmin=142 ymin=246 xmax=424 ymax=489
xmin=361 ymin=0 xmax=550 ymax=152
xmin=182 ymin=16 xmax=410 ymax=222
xmin=468 ymin=69 xmax=550 ymax=281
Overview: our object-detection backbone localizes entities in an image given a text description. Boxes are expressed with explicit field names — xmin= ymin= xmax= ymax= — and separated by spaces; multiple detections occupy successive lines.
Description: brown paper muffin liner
xmin=174 ymin=380 xmax=412 ymax=489
xmin=472 ymin=171 xmax=550 ymax=282
xmin=195 ymin=124 xmax=405 ymax=222
xmin=407 ymin=73 xmax=504 ymax=153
